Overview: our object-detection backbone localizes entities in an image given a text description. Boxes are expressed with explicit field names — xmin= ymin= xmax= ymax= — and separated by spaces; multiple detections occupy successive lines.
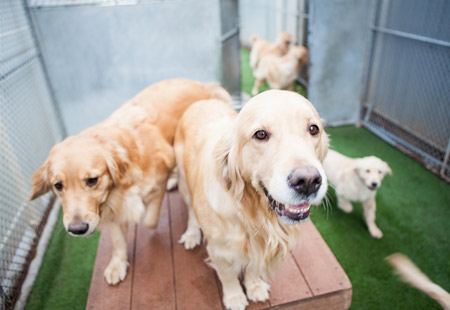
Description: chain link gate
xmin=0 ymin=1 xmax=65 ymax=308
xmin=360 ymin=0 xmax=450 ymax=179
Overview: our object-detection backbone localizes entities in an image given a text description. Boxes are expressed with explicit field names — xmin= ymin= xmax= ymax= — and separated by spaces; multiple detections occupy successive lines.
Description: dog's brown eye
xmin=253 ymin=130 xmax=268 ymax=140
xmin=86 ymin=177 xmax=98 ymax=187
xmin=308 ymin=125 xmax=319 ymax=136
xmin=54 ymin=182 xmax=63 ymax=191
xmin=366 ymin=169 xmax=370 ymax=173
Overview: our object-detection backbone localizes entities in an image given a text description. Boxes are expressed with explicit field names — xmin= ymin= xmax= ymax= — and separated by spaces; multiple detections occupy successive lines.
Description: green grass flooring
xmin=26 ymin=212 xmax=99 ymax=309
xmin=26 ymin=49 xmax=450 ymax=309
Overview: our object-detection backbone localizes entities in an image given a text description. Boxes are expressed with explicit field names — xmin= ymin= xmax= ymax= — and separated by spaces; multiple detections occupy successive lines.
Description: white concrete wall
xmin=30 ymin=0 xmax=221 ymax=135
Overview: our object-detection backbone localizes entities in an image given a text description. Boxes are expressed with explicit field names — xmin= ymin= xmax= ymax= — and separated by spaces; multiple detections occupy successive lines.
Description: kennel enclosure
xmin=1 ymin=0 xmax=449 ymax=308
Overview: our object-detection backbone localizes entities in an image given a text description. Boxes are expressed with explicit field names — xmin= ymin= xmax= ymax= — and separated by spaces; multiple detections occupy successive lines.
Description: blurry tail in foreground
xmin=386 ymin=253 xmax=450 ymax=310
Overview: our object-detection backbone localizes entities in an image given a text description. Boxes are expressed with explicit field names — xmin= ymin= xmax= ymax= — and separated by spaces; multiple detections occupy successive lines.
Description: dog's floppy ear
xmin=104 ymin=144 xmax=132 ymax=186
xmin=215 ymin=134 xmax=244 ymax=201
xmin=317 ymin=130 xmax=330 ymax=162
xmin=30 ymin=160 xmax=51 ymax=201
xmin=384 ymin=161 xmax=393 ymax=176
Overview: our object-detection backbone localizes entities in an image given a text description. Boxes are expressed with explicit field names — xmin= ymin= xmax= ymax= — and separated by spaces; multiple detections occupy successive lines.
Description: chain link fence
xmin=361 ymin=0 xmax=450 ymax=179
xmin=0 ymin=0 xmax=65 ymax=308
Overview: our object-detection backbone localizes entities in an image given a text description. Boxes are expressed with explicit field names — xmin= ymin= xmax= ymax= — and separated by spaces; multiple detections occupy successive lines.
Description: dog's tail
xmin=203 ymin=82 xmax=232 ymax=104
xmin=386 ymin=253 xmax=450 ymax=310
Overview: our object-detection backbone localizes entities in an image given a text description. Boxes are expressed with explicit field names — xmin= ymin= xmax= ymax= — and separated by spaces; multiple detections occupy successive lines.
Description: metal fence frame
xmin=0 ymin=0 xmax=65 ymax=308
xmin=220 ymin=0 xmax=242 ymax=108
xmin=360 ymin=0 xmax=450 ymax=180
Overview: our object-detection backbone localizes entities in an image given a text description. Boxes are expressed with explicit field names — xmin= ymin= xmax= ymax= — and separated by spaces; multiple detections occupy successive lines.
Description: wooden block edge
xmin=268 ymin=287 xmax=352 ymax=310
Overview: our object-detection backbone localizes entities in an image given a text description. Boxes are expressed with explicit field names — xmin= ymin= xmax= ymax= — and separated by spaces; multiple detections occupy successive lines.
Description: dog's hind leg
xmin=363 ymin=198 xmax=383 ymax=238
xmin=337 ymin=195 xmax=353 ymax=213
xmin=177 ymin=168 xmax=202 ymax=250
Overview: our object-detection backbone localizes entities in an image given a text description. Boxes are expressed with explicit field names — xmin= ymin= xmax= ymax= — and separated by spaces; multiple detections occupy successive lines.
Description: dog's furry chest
xmin=335 ymin=176 xmax=374 ymax=202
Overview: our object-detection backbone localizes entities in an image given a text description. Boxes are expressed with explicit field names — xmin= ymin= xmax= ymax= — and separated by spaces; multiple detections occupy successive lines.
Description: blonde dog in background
xmin=251 ymin=45 xmax=308 ymax=96
xmin=174 ymin=90 xmax=329 ymax=310
xmin=386 ymin=253 xmax=450 ymax=309
xmin=323 ymin=149 xmax=392 ymax=238
xmin=30 ymin=79 xmax=230 ymax=285
xmin=250 ymin=31 xmax=294 ymax=72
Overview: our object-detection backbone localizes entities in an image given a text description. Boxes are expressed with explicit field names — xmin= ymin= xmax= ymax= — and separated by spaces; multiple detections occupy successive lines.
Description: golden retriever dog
xmin=251 ymin=45 xmax=308 ymax=96
xmin=323 ymin=150 xmax=392 ymax=238
xmin=29 ymin=79 xmax=230 ymax=285
xmin=250 ymin=31 xmax=294 ymax=72
xmin=174 ymin=90 xmax=329 ymax=310
xmin=386 ymin=253 xmax=450 ymax=309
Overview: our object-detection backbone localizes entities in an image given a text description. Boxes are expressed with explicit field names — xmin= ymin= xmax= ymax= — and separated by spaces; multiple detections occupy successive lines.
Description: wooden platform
xmin=87 ymin=191 xmax=352 ymax=310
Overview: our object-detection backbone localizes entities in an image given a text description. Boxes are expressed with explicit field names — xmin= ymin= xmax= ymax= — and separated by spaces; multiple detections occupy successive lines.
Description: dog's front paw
xmin=179 ymin=229 xmax=201 ymax=250
xmin=369 ymin=226 xmax=383 ymax=239
xmin=246 ymin=279 xmax=270 ymax=303
xmin=104 ymin=258 xmax=129 ymax=285
xmin=223 ymin=291 xmax=248 ymax=310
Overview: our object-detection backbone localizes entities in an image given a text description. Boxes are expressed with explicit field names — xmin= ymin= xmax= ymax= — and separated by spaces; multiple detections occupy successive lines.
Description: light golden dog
xmin=323 ymin=149 xmax=392 ymax=238
xmin=30 ymin=79 xmax=229 ymax=285
xmin=174 ymin=90 xmax=329 ymax=310
xmin=386 ymin=253 xmax=450 ymax=309
xmin=250 ymin=32 xmax=294 ymax=72
xmin=251 ymin=45 xmax=308 ymax=96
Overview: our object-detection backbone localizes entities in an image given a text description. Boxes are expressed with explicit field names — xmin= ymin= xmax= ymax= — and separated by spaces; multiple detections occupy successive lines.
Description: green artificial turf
xmin=26 ymin=211 xmax=99 ymax=310
xmin=313 ymin=126 xmax=450 ymax=310
xmin=27 ymin=49 xmax=449 ymax=309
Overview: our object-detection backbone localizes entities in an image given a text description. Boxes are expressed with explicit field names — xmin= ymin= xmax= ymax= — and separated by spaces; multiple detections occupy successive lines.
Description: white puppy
xmin=323 ymin=149 xmax=392 ymax=238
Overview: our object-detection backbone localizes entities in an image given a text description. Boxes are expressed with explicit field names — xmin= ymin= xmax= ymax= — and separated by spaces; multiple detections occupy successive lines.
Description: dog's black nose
xmin=288 ymin=166 xmax=322 ymax=196
xmin=371 ymin=182 xmax=378 ymax=188
xmin=68 ymin=222 xmax=89 ymax=235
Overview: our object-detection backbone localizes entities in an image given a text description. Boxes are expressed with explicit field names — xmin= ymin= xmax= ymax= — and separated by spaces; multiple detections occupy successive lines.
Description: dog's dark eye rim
xmin=86 ymin=177 xmax=99 ymax=187
xmin=54 ymin=182 xmax=63 ymax=191
xmin=308 ymin=124 xmax=319 ymax=136
xmin=253 ymin=130 xmax=269 ymax=140
xmin=366 ymin=169 xmax=370 ymax=173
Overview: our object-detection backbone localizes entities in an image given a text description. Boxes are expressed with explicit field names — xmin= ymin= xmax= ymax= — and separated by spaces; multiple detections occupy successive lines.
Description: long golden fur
xmin=30 ymin=79 xmax=230 ymax=285
xmin=174 ymin=90 xmax=329 ymax=310
xmin=323 ymin=149 xmax=392 ymax=238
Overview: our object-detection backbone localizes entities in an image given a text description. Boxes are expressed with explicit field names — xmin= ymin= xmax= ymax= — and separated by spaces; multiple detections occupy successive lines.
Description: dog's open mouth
xmin=263 ymin=188 xmax=310 ymax=225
